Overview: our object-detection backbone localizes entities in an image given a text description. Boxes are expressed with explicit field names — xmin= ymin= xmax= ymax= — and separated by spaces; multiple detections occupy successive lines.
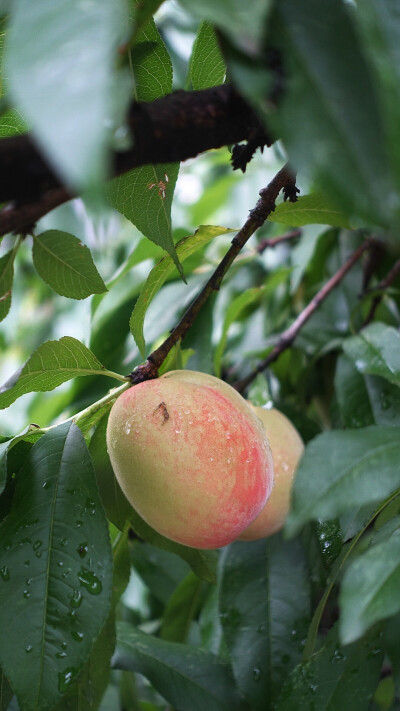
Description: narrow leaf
xmin=130 ymin=225 xmax=236 ymax=356
xmin=108 ymin=10 xmax=182 ymax=274
xmin=190 ymin=22 xmax=226 ymax=90
xmin=0 ymin=422 xmax=113 ymax=711
xmin=0 ymin=249 xmax=15 ymax=322
xmin=0 ymin=337 xmax=109 ymax=409
xmin=285 ymin=426 xmax=400 ymax=536
xmin=219 ymin=537 xmax=310 ymax=711
xmin=89 ymin=413 xmax=132 ymax=531
xmin=115 ymin=622 xmax=246 ymax=711
xmin=269 ymin=194 xmax=352 ymax=228
xmin=340 ymin=527 xmax=400 ymax=644
xmin=343 ymin=323 xmax=400 ymax=387
xmin=0 ymin=670 xmax=13 ymax=711
xmin=161 ymin=572 xmax=204 ymax=643
xmin=6 ymin=0 xmax=127 ymax=188
xmin=214 ymin=287 xmax=263 ymax=377
xmin=32 ymin=231 xmax=107 ymax=300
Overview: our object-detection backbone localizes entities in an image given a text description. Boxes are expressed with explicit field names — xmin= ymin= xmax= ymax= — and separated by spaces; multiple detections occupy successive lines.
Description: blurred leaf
xmin=32 ymin=231 xmax=107 ymax=300
xmin=0 ymin=248 xmax=15 ymax=322
xmin=130 ymin=225 xmax=236 ymax=356
xmin=277 ymin=625 xmax=383 ymax=710
xmin=383 ymin=613 xmax=400 ymax=695
xmin=161 ymin=572 xmax=204 ymax=643
xmin=91 ymin=237 xmax=163 ymax=318
xmin=286 ymin=426 xmax=400 ymax=536
xmin=108 ymin=10 xmax=182 ymax=275
xmin=115 ymin=621 xmax=246 ymax=711
xmin=214 ymin=287 xmax=263 ymax=377
xmin=129 ymin=508 xmax=218 ymax=584
xmin=89 ymin=413 xmax=132 ymax=531
xmin=0 ymin=422 xmax=113 ymax=711
xmin=6 ymin=0 xmax=126 ymax=188
xmin=178 ymin=0 xmax=271 ymax=50
xmin=343 ymin=323 xmax=400 ymax=387
xmin=269 ymin=194 xmax=352 ymax=228
xmin=0 ymin=108 xmax=28 ymax=137
xmin=340 ymin=527 xmax=400 ymax=644
xmin=0 ymin=337 xmax=113 ymax=409
xmin=357 ymin=0 xmax=400 ymax=192
xmin=190 ymin=22 xmax=226 ymax=90
xmin=182 ymin=294 xmax=215 ymax=375
xmin=274 ymin=0 xmax=394 ymax=226
xmin=219 ymin=537 xmax=310 ymax=711
xmin=0 ymin=670 xmax=13 ymax=711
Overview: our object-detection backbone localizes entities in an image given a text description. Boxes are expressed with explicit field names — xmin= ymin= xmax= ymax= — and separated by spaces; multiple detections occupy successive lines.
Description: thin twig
xmin=129 ymin=164 xmax=297 ymax=384
xmin=257 ymin=228 xmax=302 ymax=254
xmin=234 ymin=239 xmax=372 ymax=394
xmin=362 ymin=257 xmax=400 ymax=327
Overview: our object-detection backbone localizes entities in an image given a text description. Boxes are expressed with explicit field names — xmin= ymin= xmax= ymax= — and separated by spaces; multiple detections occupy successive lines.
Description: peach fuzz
xmin=239 ymin=407 xmax=304 ymax=540
xmin=106 ymin=370 xmax=274 ymax=549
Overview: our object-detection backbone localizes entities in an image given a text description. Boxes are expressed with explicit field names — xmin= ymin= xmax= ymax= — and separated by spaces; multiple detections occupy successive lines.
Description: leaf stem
xmin=32 ymin=381 xmax=129 ymax=435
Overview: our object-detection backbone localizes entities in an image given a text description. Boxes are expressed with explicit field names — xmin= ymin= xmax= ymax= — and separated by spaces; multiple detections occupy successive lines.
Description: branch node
xmin=127 ymin=360 xmax=159 ymax=386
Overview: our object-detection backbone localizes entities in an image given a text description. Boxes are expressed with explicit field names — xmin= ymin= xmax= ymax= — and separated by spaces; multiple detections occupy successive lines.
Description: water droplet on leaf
xmin=78 ymin=567 xmax=102 ymax=595
xmin=0 ymin=566 xmax=10 ymax=581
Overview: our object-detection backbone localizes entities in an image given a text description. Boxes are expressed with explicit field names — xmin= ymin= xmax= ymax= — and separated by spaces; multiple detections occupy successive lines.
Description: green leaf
xmin=274 ymin=0 xmax=394 ymax=226
xmin=285 ymin=426 xmax=400 ymax=536
xmin=0 ymin=249 xmax=15 ymax=322
xmin=89 ymin=413 xmax=132 ymax=531
xmin=32 ymin=231 xmax=107 ymax=300
xmin=343 ymin=323 xmax=400 ymax=387
xmin=108 ymin=10 xmax=182 ymax=275
xmin=129 ymin=507 xmax=218 ymax=584
xmin=335 ymin=354 xmax=400 ymax=428
xmin=219 ymin=537 xmax=310 ymax=711
xmin=54 ymin=615 xmax=116 ymax=711
xmin=340 ymin=527 xmax=400 ymax=644
xmin=356 ymin=1 xmax=400 ymax=192
xmin=178 ymin=0 xmax=271 ymax=51
xmin=269 ymin=194 xmax=352 ymax=228
xmin=0 ymin=422 xmax=113 ymax=711
xmin=6 ymin=0 xmax=127 ymax=189
xmin=161 ymin=572 xmax=204 ymax=643
xmin=214 ymin=287 xmax=263 ymax=377
xmin=0 ymin=670 xmax=13 ymax=711
xmin=130 ymin=225 xmax=236 ymax=356
xmin=190 ymin=22 xmax=226 ymax=90
xmin=131 ymin=0 xmax=167 ymax=42
xmin=115 ymin=621 xmax=246 ymax=711
xmin=277 ymin=625 xmax=383 ymax=711
xmin=0 ymin=425 xmax=43 ymax=497
xmin=0 ymin=337 xmax=111 ymax=409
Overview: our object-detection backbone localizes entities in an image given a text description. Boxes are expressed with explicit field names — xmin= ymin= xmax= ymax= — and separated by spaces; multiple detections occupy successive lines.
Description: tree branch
xmin=0 ymin=85 xmax=271 ymax=237
xmin=129 ymin=164 xmax=296 ymax=385
xmin=234 ymin=239 xmax=372 ymax=394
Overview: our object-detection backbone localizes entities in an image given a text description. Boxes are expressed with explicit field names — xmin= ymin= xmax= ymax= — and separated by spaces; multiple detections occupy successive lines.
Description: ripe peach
xmin=106 ymin=370 xmax=273 ymax=549
xmin=239 ymin=407 xmax=304 ymax=540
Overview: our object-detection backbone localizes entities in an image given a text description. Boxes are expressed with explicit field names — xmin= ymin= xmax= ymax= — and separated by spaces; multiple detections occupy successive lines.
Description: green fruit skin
xmin=239 ymin=407 xmax=304 ymax=540
xmin=106 ymin=370 xmax=274 ymax=549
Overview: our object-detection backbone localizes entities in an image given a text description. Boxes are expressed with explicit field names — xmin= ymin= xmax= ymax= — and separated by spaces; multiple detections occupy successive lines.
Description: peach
xmin=106 ymin=370 xmax=273 ymax=549
xmin=239 ymin=407 xmax=304 ymax=540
